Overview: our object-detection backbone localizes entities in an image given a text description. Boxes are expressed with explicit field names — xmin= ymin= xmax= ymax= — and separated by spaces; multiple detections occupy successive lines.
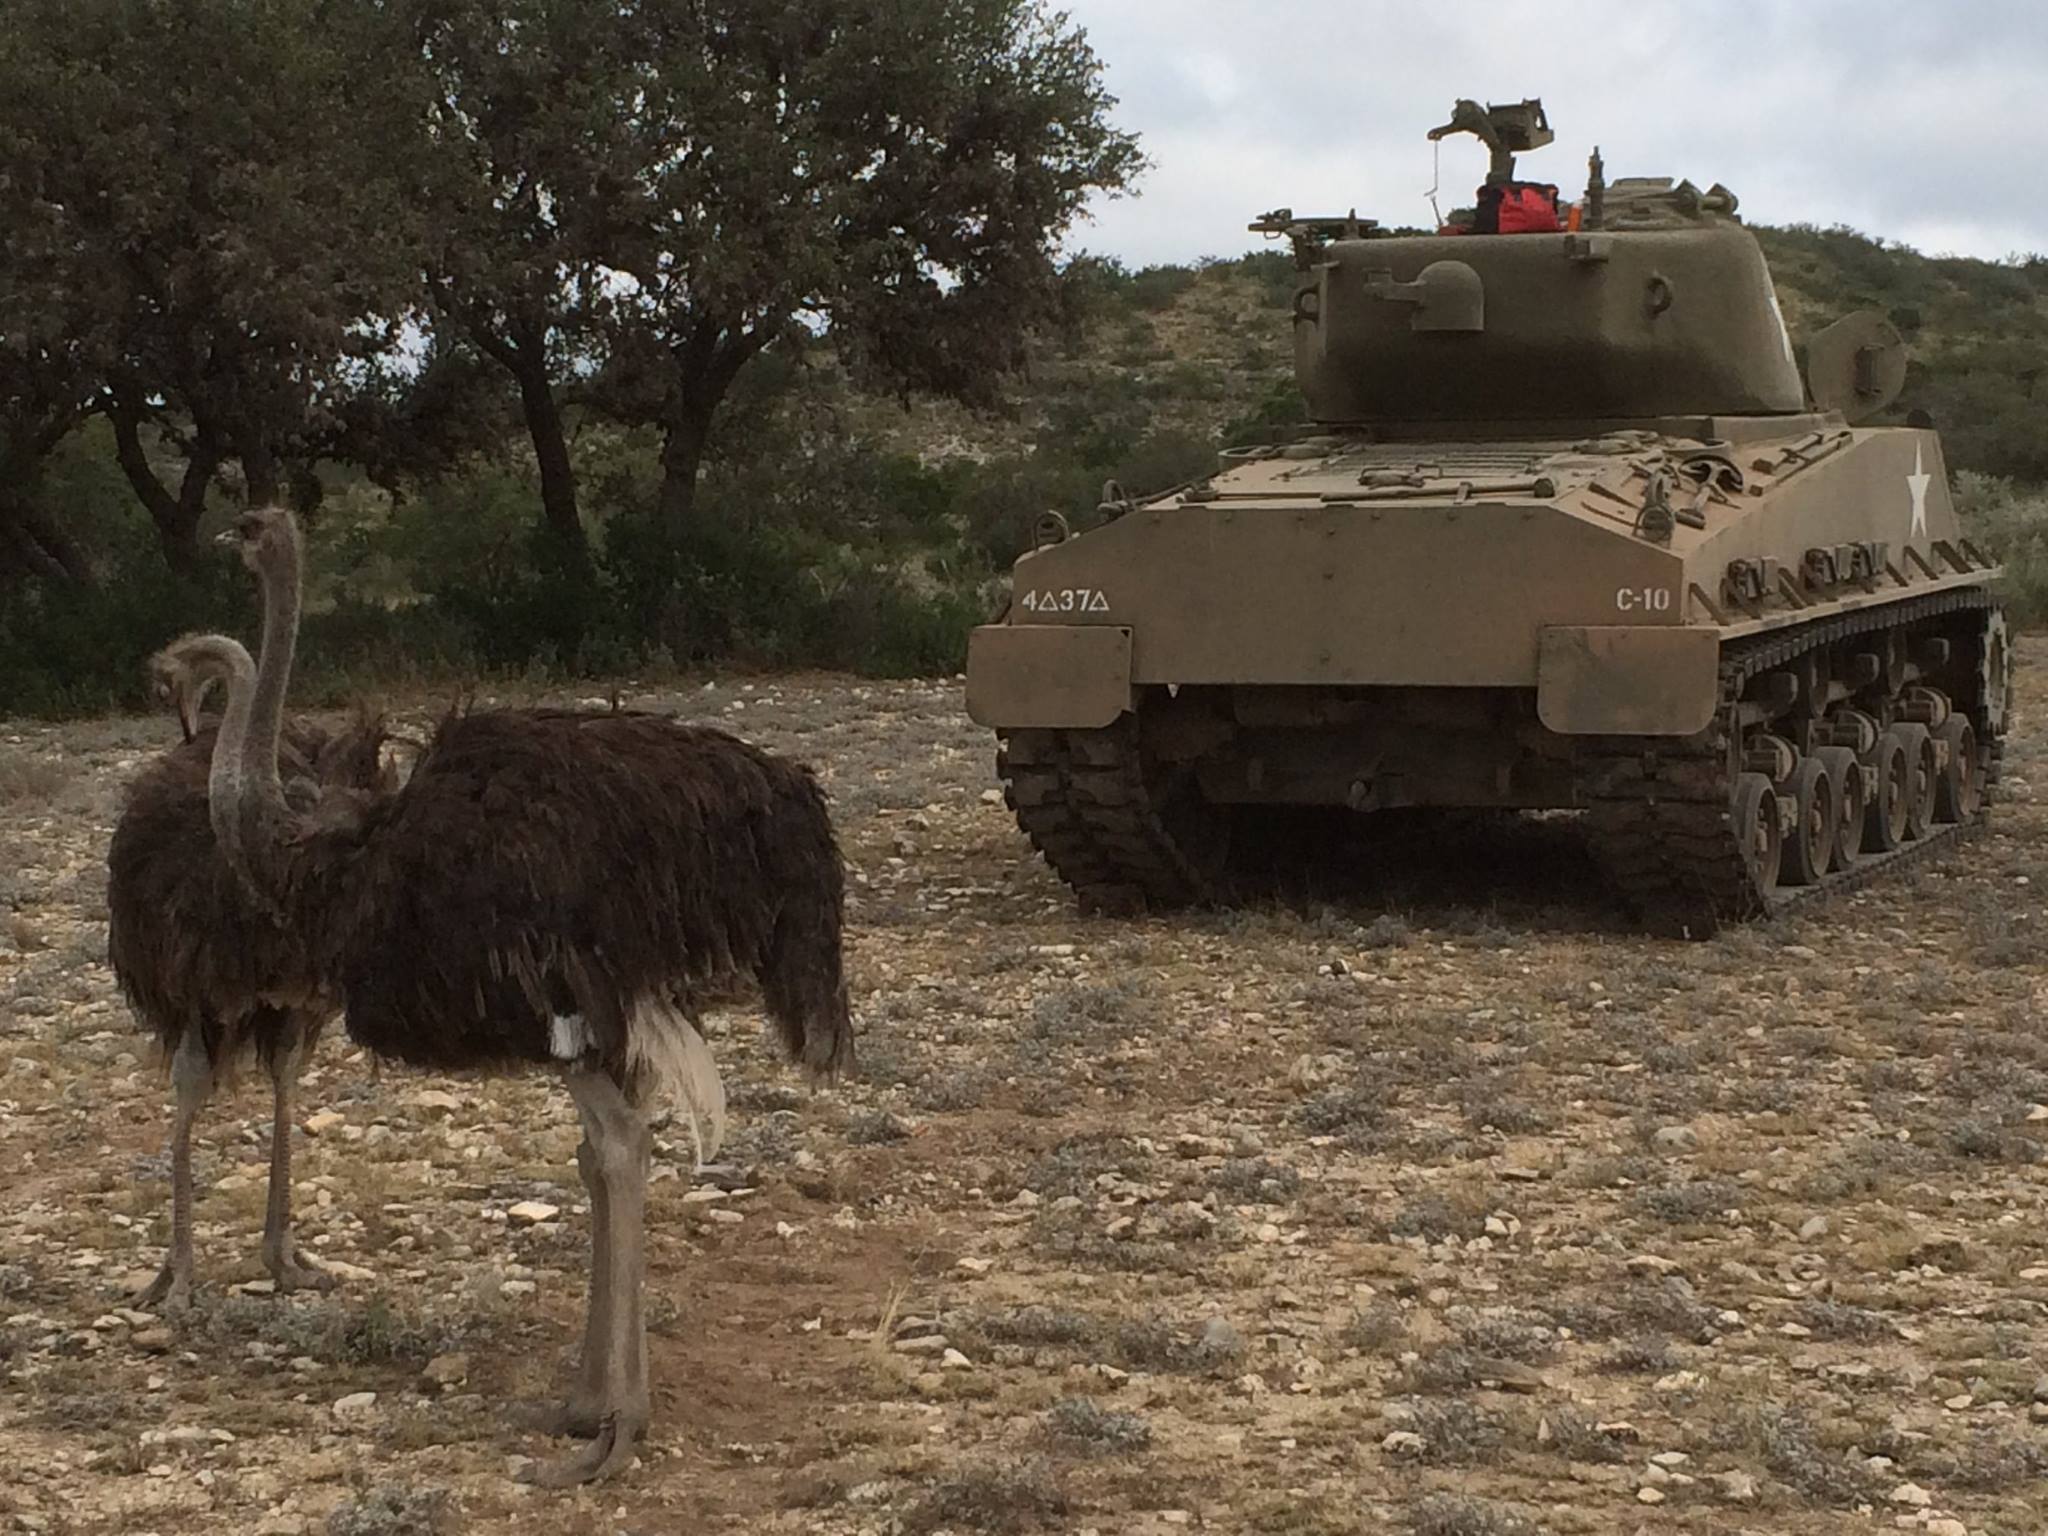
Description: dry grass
xmin=1 ymin=659 xmax=2045 ymax=1532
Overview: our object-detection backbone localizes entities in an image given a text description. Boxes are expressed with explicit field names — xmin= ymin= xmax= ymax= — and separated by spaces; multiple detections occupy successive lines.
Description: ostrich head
xmin=146 ymin=635 xmax=223 ymax=742
xmin=217 ymin=505 xmax=301 ymax=583
xmin=149 ymin=633 xmax=256 ymax=704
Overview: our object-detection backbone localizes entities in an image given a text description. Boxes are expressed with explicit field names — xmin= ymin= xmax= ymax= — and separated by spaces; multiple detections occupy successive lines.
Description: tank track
xmin=1581 ymin=588 xmax=2005 ymax=938
xmin=997 ymin=720 xmax=1212 ymax=915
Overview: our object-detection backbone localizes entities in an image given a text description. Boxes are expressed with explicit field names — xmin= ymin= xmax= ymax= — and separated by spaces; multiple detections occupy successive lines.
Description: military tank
xmin=965 ymin=97 xmax=2013 ymax=937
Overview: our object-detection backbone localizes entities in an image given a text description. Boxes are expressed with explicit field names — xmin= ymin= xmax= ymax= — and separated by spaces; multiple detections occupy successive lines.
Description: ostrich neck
xmin=248 ymin=539 xmax=301 ymax=804
xmin=191 ymin=641 xmax=263 ymax=893
xmin=219 ymin=541 xmax=304 ymax=905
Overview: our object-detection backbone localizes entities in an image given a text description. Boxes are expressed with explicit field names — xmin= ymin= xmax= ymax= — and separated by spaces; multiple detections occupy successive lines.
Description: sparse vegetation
xmin=1042 ymin=1397 xmax=1153 ymax=1455
xmin=325 ymin=1484 xmax=448 ymax=1536
xmin=5 ymin=662 xmax=2048 ymax=1531
xmin=905 ymin=1460 xmax=1070 ymax=1534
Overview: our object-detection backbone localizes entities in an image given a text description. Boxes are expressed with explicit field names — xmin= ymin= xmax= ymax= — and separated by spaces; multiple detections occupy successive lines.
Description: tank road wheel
xmin=1980 ymin=610 xmax=2013 ymax=738
xmin=1814 ymin=745 xmax=1866 ymax=872
xmin=1731 ymin=772 xmax=1783 ymax=891
xmin=1863 ymin=731 xmax=1911 ymax=853
xmin=1894 ymin=722 xmax=1939 ymax=839
xmin=1934 ymin=716 xmax=1982 ymax=822
xmin=1779 ymin=756 xmax=1833 ymax=887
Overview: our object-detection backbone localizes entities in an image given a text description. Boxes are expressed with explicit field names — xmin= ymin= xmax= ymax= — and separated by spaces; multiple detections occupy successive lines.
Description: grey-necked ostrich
xmin=107 ymin=641 xmax=392 ymax=1309
xmin=179 ymin=506 xmax=853 ymax=1486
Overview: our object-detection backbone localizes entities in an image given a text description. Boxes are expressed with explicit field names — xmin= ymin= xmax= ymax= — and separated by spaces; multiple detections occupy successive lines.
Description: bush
xmin=1956 ymin=471 xmax=2048 ymax=624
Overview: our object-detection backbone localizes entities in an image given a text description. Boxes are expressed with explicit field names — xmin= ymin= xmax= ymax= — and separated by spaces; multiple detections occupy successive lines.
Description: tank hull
xmin=966 ymin=420 xmax=2011 ymax=935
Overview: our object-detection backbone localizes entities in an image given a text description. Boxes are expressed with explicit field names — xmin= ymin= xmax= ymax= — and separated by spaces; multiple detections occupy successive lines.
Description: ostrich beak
xmin=176 ymin=689 xmax=202 ymax=742
xmin=213 ymin=528 xmax=238 ymax=548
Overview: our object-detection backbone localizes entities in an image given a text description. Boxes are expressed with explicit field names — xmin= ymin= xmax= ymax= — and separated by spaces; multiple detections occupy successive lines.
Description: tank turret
xmin=1265 ymin=98 xmax=1807 ymax=423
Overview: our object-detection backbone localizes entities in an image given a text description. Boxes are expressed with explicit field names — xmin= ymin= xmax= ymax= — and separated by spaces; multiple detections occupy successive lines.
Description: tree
xmin=4 ymin=0 xmax=435 ymax=562
xmin=586 ymin=0 xmax=1143 ymax=545
xmin=409 ymin=0 xmax=665 ymax=563
xmin=0 ymin=17 xmax=117 ymax=585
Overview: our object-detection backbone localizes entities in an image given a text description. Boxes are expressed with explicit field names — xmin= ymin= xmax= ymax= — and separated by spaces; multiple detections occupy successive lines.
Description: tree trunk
xmin=240 ymin=436 xmax=282 ymax=508
xmin=656 ymin=329 xmax=766 ymax=548
xmin=513 ymin=356 xmax=588 ymax=563
xmin=657 ymin=399 xmax=714 ymax=547
xmin=109 ymin=400 xmax=219 ymax=570
xmin=0 ymin=494 xmax=95 ymax=586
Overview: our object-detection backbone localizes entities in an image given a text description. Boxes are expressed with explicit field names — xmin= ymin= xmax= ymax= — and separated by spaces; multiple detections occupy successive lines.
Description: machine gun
xmin=1426 ymin=97 xmax=1554 ymax=186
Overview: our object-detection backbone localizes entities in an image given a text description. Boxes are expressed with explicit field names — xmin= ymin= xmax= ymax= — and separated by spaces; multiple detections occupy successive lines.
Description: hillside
xmin=840 ymin=228 xmax=2048 ymax=491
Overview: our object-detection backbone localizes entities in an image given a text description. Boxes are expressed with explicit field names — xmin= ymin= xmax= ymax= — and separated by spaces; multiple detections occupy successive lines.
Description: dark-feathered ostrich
xmin=108 ymin=640 xmax=392 ymax=1309
xmin=178 ymin=506 xmax=853 ymax=1485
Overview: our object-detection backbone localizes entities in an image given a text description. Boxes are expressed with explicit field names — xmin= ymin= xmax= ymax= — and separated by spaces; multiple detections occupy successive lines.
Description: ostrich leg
xmin=517 ymin=1128 xmax=613 ymax=1438
xmin=135 ymin=1029 xmax=211 ymax=1312
xmin=528 ymin=1066 xmax=651 ymax=1487
xmin=260 ymin=1018 xmax=334 ymax=1293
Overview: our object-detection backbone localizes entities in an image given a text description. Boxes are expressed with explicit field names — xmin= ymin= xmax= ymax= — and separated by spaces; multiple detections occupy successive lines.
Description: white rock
xmin=1382 ymin=1430 xmax=1426 ymax=1455
xmin=332 ymin=1391 xmax=377 ymax=1420
xmin=507 ymin=1201 xmax=560 ymax=1225
xmin=1709 ymin=1470 xmax=1758 ymax=1502
xmin=1888 ymin=1483 xmax=1933 ymax=1508
xmin=1636 ymin=1486 xmax=1666 ymax=1505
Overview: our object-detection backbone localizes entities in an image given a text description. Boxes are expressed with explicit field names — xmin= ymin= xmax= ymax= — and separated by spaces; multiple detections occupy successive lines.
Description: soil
xmin=2 ymin=654 xmax=2045 ymax=1535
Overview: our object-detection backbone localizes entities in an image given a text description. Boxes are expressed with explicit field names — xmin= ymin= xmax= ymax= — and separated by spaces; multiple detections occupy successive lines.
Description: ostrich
xmin=182 ymin=506 xmax=854 ymax=1486
xmin=108 ymin=640 xmax=392 ymax=1309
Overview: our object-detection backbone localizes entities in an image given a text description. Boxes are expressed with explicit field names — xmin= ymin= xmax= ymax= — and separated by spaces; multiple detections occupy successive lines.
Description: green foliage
xmin=1956 ymin=472 xmax=2048 ymax=625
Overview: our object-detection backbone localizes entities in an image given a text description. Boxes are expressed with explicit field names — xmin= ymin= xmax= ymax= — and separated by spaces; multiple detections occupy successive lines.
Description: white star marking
xmin=1906 ymin=443 xmax=1930 ymax=541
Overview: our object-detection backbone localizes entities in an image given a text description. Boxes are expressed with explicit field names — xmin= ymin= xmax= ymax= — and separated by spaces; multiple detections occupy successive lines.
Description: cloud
xmin=1061 ymin=0 xmax=2048 ymax=264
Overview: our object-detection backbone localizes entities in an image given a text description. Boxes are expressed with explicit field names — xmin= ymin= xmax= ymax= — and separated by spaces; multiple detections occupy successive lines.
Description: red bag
xmin=1476 ymin=181 xmax=1562 ymax=234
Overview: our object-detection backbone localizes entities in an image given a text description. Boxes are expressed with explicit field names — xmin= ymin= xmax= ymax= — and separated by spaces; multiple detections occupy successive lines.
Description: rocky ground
xmin=2 ymin=652 xmax=2046 ymax=1536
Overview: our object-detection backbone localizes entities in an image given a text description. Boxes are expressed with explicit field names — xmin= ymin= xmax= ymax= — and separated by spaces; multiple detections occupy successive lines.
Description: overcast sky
xmin=1058 ymin=0 xmax=2048 ymax=267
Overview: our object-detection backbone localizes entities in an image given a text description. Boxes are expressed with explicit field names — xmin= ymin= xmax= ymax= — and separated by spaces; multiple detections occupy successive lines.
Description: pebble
xmin=1382 ymin=1430 xmax=1426 ymax=1455
xmin=507 ymin=1201 xmax=560 ymax=1225
xmin=1709 ymin=1469 xmax=1758 ymax=1502
xmin=1653 ymin=1125 xmax=1699 ymax=1152
xmin=894 ymin=1334 xmax=949 ymax=1356
xmin=421 ymin=1352 xmax=469 ymax=1390
xmin=940 ymin=1349 xmax=972 ymax=1370
xmin=1889 ymin=1483 xmax=1933 ymax=1507
xmin=332 ymin=1392 xmax=377 ymax=1421
xmin=1636 ymin=1486 xmax=1666 ymax=1505
xmin=1798 ymin=1216 xmax=1830 ymax=1240
xmin=303 ymin=1111 xmax=345 ymax=1137
xmin=1925 ymin=1521 xmax=1967 ymax=1536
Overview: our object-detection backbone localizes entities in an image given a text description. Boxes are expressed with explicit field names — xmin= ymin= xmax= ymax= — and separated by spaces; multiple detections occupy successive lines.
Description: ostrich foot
xmin=520 ymin=1408 xmax=647 ymax=1487
xmin=264 ymin=1249 xmax=336 ymax=1294
xmin=510 ymin=1398 xmax=605 ymax=1439
xmin=133 ymin=1261 xmax=193 ymax=1315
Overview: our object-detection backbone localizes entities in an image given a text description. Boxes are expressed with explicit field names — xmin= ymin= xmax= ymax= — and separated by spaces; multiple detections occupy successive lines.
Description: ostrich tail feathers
xmin=624 ymin=997 xmax=727 ymax=1167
